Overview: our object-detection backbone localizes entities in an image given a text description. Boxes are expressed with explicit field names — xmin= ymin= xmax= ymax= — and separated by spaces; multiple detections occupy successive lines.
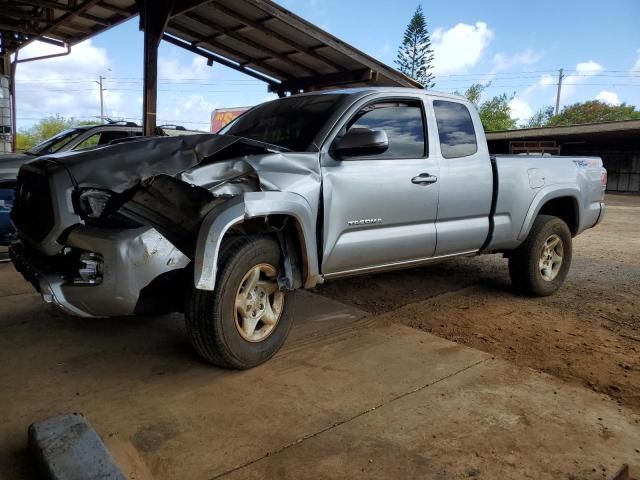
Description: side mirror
xmin=333 ymin=128 xmax=388 ymax=159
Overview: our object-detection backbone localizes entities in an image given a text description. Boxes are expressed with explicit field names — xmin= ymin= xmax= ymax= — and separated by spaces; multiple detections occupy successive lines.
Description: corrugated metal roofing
xmin=0 ymin=0 xmax=138 ymax=53
xmin=1 ymin=0 xmax=421 ymax=93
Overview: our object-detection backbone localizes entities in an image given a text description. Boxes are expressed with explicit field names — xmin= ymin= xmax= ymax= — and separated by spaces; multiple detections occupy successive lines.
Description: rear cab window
xmin=433 ymin=100 xmax=477 ymax=159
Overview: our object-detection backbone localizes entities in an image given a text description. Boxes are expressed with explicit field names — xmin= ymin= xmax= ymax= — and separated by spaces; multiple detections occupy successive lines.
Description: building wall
xmin=0 ymin=75 xmax=10 ymax=154
xmin=487 ymin=134 xmax=640 ymax=194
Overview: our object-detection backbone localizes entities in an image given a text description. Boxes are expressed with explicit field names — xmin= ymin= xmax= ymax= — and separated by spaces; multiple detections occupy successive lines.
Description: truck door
xmin=431 ymin=99 xmax=493 ymax=256
xmin=321 ymin=97 xmax=440 ymax=277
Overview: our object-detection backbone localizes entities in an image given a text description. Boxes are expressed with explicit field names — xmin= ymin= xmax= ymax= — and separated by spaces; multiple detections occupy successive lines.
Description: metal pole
xmin=141 ymin=0 xmax=174 ymax=136
xmin=9 ymin=52 xmax=17 ymax=152
xmin=554 ymin=68 xmax=564 ymax=116
xmin=11 ymin=43 xmax=71 ymax=150
xmin=99 ymin=75 xmax=104 ymax=123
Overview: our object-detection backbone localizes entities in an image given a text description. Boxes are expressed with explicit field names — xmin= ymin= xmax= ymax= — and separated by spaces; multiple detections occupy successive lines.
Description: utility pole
xmin=98 ymin=75 xmax=105 ymax=124
xmin=554 ymin=68 xmax=564 ymax=116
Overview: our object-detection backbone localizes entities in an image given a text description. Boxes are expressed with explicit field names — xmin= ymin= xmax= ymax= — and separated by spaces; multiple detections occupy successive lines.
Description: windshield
xmin=221 ymin=94 xmax=348 ymax=151
xmin=27 ymin=128 xmax=87 ymax=155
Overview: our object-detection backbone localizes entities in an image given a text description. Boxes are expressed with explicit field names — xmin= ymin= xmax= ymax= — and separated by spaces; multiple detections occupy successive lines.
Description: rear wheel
xmin=186 ymin=236 xmax=295 ymax=369
xmin=508 ymin=215 xmax=572 ymax=296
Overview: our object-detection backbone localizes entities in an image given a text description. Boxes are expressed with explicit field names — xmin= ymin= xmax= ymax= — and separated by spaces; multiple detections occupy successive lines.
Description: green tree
xmin=521 ymin=105 xmax=555 ymax=128
xmin=461 ymin=83 xmax=484 ymax=105
xmin=396 ymin=5 xmax=435 ymax=88
xmin=15 ymin=115 xmax=98 ymax=151
xmin=546 ymin=100 xmax=640 ymax=126
xmin=459 ymin=83 xmax=517 ymax=132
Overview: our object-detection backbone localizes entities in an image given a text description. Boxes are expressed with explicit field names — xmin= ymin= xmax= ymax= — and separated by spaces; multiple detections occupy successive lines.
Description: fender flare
xmin=518 ymin=184 xmax=580 ymax=241
xmin=193 ymin=191 xmax=320 ymax=291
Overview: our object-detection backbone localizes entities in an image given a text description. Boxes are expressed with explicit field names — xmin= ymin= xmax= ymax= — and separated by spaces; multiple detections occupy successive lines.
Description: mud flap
xmin=276 ymin=229 xmax=302 ymax=291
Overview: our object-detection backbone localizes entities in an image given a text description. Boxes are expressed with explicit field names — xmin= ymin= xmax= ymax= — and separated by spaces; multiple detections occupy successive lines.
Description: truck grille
xmin=9 ymin=241 xmax=43 ymax=292
xmin=11 ymin=169 xmax=55 ymax=242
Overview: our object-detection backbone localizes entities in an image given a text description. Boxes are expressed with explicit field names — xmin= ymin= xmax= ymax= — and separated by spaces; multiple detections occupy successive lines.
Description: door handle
xmin=411 ymin=173 xmax=438 ymax=185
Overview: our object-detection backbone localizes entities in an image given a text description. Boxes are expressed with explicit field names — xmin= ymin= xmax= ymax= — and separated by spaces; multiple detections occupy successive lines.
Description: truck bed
xmin=488 ymin=155 xmax=605 ymax=251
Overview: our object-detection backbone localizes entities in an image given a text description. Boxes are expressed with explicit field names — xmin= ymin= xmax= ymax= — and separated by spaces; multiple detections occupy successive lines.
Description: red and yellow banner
xmin=211 ymin=107 xmax=251 ymax=133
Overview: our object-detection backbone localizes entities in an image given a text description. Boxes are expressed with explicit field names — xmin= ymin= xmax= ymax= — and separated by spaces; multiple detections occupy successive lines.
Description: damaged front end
xmin=10 ymin=133 xmax=322 ymax=317
xmin=95 ymin=160 xmax=260 ymax=259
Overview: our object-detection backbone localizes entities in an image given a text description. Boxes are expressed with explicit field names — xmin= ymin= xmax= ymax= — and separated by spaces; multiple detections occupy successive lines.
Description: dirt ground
xmin=1 ymin=195 xmax=639 ymax=479
xmin=314 ymin=194 xmax=640 ymax=412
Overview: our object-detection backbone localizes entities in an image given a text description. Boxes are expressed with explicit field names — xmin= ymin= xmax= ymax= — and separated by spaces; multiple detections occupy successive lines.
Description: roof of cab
xmin=294 ymin=87 xmax=468 ymax=102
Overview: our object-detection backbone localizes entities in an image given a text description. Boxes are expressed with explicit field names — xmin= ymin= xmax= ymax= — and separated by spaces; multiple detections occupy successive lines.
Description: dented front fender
xmin=194 ymin=191 xmax=320 ymax=291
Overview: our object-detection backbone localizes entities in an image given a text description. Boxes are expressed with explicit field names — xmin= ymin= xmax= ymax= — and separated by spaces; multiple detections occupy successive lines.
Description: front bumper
xmin=11 ymin=226 xmax=189 ymax=317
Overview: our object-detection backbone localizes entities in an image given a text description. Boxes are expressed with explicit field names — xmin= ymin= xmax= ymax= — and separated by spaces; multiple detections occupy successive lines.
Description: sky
xmin=12 ymin=0 xmax=640 ymax=131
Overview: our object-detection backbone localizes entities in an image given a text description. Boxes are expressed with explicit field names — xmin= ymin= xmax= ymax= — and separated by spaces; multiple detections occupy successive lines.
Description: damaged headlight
xmin=75 ymin=189 xmax=113 ymax=220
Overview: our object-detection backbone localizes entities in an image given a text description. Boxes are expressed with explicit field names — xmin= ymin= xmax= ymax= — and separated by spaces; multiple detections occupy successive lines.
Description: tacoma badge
xmin=347 ymin=218 xmax=383 ymax=226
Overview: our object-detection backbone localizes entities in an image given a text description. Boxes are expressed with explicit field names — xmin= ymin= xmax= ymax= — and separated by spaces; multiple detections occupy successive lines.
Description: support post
xmin=9 ymin=53 xmax=17 ymax=152
xmin=554 ymin=68 xmax=564 ymax=116
xmin=140 ymin=0 xmax=173 ymax=136
xmin=1 ymin=53 xmax=12 ymax=153
xmin=99 ymin=75 xmax=105 ymax=123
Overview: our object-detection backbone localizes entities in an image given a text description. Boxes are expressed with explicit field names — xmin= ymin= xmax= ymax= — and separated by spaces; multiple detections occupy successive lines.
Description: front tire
xmin=508 ymin=215 xmax=572 ymax=296
xmin=186 ymin=236 xmax=295 ymax=369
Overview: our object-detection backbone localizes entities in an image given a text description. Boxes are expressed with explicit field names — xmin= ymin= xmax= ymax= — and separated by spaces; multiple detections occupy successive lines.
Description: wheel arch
xmin=537 ymin=197 xmax=579 ymax=235
xmin=518 ymin=185 xmax=581 ymax=241
xmin=193 ymin=192 xmax=320 ymax=291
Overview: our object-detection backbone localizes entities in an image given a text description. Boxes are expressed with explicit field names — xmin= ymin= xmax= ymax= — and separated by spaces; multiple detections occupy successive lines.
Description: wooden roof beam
xmin=270 ymin=68 xmax=374 ymax=95
xmin=205 ymin=2 xmax=345 ymax=73
xmin=252 ymin=0 xmax=419 ymax=89
xmin=161 ymin=32 xmax=281 ymax=87
xmin=9 ymin=0 xmax=73 ymax=12
xmin=167 ymin=21 xmax=292 ymax=80
xmin=183 ymin=11 xmax=318 ymax=76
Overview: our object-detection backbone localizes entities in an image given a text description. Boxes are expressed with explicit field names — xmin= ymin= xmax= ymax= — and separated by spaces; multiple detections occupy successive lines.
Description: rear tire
xmin=508 ymin=215 xmax=572 ymax=296
xmin=185 ymin=236 xmax=295 ymax=369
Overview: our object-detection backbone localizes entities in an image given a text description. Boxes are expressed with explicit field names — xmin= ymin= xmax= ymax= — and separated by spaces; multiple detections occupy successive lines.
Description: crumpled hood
xmin=35 ymin=133 xmax=240 ymax=193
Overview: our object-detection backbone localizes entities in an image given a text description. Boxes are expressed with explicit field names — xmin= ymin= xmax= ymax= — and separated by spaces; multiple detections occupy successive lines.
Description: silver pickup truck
xmin=9 ymin=87 xmax=607 ymax=368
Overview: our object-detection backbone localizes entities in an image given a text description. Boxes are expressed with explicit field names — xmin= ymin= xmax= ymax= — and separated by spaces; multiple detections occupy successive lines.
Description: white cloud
xmin=15 ymin=40 xmax=122 ymax=124
xmin=538 ymin=74 xmax=556 ymax=87
xmin=12 ymin=37 xmax=283 ymax=132
xmin=519 ymin=72 xmax=556 ymax=100
xmin=378 ymin=42 xmax=392 ymax=59
xmin=509 ymin=97 xmax=533 ymax=121
xmin=595 ymin=90 xmax=621 ymax=106
xmin=432 ymin=22 xmax=493 ymax=75
xmin=158 ymin=55 xmax=210 ymax=80
xmin=492 ymin=48 xmax=542 ymax=73
xmin=520 ymin=61 xmax=604 ymax=105
xmin=560 ymin=60 xmax=603 ymax=101
xmin=158 ymin=94 xmax=218 ymax=130
xmin=631 ymin=48 xmax=640 ymax=73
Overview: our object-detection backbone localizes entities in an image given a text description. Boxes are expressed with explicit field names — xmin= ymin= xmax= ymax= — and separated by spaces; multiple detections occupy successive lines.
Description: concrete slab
xmin=0 ymin=261 xmax=35 ymax=297
xmin=224 ymin=351 xmax=640 ymax=479
xmin=1 ymin=275 xmax=638 ymax=479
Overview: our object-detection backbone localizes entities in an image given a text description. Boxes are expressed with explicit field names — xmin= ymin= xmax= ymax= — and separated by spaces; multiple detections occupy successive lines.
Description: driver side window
xmin=343 ymin=101 xmax=426 ymax=159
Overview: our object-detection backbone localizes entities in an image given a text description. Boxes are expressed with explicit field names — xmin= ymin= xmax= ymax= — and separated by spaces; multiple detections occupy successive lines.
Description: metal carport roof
xmin=1 ymin=0 xmax=421 ymax=143
xmin=0 ymin=0 xmax=138 ymax=53
xmin=1 ymin=0 xmax=421 ymax=94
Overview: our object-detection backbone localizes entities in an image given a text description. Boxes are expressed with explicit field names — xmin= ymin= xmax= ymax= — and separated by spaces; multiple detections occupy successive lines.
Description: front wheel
xmin=185 ymin=236 xmax=295 ymax=369
xmin=508 ymin=215 xmax=572 ymax=296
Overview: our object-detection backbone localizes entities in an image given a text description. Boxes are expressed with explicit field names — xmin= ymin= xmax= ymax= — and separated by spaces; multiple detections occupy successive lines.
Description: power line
xmin=16 ymin=115 xmax=210 ymax=125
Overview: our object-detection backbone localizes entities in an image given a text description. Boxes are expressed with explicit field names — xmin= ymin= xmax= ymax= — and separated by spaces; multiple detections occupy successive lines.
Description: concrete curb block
xmin=28 ymin=413 xmax=126 ymax=480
